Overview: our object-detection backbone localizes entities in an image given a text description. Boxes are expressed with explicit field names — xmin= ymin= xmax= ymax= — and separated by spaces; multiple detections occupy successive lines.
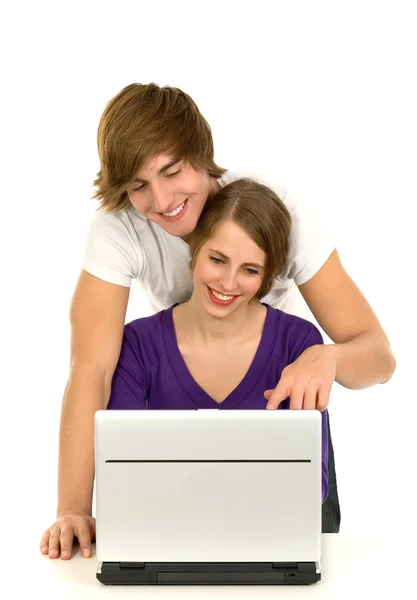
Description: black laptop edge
xmin=97 ymin=561 xmax=320 ymax=585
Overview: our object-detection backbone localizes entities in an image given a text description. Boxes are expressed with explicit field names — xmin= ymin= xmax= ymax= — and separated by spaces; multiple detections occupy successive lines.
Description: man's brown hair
xmin=93 ymin=83 xmax=226 ymax=212
xmin=188 ymin=178 xmax=292 ymax=300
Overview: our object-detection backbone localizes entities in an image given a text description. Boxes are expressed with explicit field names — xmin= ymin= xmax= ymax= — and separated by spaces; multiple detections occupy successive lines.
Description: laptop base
xmin=97 ymin=561 xmax=321 ymax=585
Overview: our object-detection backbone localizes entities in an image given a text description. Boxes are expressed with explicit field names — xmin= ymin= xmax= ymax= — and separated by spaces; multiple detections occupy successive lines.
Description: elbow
xmin=380 ymin=348 xmax=397 ymax=384
xmin=366 ymin=329 xmax=397 ymax=385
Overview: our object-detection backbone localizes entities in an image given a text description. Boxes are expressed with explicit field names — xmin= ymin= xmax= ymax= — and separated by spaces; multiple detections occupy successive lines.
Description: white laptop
xmin=94 ymin=409 xmax=322 ymax=585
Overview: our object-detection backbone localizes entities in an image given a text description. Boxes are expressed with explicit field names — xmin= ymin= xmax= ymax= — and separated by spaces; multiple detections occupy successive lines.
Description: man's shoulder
xmin=88 ymin=204 xmax=148 ymax=233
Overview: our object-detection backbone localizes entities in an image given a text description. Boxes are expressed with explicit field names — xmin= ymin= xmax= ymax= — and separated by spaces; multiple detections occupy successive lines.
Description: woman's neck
xmin=173 ymin=296 xmax=265 ymax=347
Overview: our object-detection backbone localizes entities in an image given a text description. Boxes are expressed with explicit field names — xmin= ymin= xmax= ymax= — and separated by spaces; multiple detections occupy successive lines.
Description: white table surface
xmin=20 ymin=533 xmax=412 ymax=599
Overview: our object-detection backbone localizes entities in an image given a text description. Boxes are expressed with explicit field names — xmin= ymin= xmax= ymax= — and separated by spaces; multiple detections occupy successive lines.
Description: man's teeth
xmin=210 ymin=288 xmax=235 ymax=301
xmin=163 ymin=201 xmax=186 ymax=217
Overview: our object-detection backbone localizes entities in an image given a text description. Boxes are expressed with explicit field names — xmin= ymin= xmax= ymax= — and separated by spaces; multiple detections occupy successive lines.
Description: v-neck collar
xmin=161 ymin=303 xmax=277 ymax=409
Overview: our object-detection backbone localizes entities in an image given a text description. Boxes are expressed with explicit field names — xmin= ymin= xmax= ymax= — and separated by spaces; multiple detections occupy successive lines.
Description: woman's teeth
xmin=210 ymin=288 xmax=235 ymax=301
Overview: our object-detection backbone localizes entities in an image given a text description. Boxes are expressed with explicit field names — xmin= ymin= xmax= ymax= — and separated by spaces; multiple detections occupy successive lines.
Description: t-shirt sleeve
xmin=276 ymin=183 xmax=336 ymax=286
xmin=217 ymin=171 xmax=335 ymax=287
xmin=107 ymin=324 xmax=149 ymax=410
xmin=82 ymin=209 xmax=142 ymax=287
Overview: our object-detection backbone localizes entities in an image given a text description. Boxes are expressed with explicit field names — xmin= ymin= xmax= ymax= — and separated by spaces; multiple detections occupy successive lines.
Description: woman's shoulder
xmin=124 ymin=309 xmax=165 ymax=341
xmin=267 ymin=305 xmax=324 ymax=347
xmin=122 ymin=306 xmax=175 ymax=364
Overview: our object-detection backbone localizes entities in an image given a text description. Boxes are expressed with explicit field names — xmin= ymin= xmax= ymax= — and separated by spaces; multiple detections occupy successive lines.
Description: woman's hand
xmin=264 ymin=344 xmax=338 ymax=410
xmin=40 ymin=513 xmax=96 ymax=560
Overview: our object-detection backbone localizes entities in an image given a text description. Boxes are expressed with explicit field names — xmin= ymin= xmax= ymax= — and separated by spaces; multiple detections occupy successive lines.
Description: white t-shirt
xmin=82 ymin=170 xmax=334 ymax=320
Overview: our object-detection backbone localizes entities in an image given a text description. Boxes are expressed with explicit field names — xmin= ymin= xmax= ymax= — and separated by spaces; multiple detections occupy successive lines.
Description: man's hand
xmin=40 ymin=513 xmax=96 ymax=560
xmin=264 ymin=344 xmax=338 ymax=410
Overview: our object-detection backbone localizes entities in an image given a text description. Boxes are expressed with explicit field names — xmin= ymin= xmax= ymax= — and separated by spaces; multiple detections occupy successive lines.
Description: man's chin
xmin=154 ymin=218 xmax=196 ymax=239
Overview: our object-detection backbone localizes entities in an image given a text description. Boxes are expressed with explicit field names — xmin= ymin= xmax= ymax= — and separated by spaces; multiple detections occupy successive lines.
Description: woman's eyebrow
xmin=209 ymin=248 xmax=264 ymax=269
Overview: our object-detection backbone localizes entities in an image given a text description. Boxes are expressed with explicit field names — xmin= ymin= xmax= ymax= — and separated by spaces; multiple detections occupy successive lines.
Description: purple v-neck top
xmin=108 ymin=304 xmax=329 ymax=501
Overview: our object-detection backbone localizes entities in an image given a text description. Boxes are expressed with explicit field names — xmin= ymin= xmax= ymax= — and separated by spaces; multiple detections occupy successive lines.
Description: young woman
xmin=40 ymin=83 xmax=395 ymax=560
xmin=106 ymin=178 xmax=329 ymax=508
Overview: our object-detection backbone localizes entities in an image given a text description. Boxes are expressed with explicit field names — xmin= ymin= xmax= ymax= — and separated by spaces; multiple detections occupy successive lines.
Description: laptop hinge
xmin=273 ymin=562 xmax=316 ymax=573
xmin=120 ymin=562 xmax=145 ymax=569
xmin=272 ymin=562 xmax=297 ymax=569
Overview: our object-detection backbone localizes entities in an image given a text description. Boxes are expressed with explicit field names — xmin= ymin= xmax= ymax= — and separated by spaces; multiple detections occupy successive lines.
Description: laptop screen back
xmin=94 ymin=409 xmax=322 ymax=563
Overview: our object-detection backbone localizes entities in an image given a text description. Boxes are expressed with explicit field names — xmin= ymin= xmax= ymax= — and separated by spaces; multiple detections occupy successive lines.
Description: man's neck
xmin=180 ymin=176 xmax=221 ymax=245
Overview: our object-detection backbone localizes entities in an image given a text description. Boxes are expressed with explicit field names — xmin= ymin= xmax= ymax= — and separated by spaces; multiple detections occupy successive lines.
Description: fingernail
xmin=266 ymin=404 xmax=274 ymax=409
xmin=61 ymin=551 xmax=70 ymax=559
xmin=41 ymin=546 xmax=48 ymax=554
xmin=82 ymin=549 xmax=91 ymax=558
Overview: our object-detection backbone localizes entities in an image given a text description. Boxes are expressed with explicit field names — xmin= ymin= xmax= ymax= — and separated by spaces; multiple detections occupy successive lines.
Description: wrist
xmin=323 ymin=343 xmax=341 ymax=369
xmin=57 ymin=505 xmax=92 ymax=518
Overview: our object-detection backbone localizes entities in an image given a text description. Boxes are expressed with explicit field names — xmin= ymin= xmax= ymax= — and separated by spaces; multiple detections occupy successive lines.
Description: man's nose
xmin=151 ymin=181 xmax=172 ymax=212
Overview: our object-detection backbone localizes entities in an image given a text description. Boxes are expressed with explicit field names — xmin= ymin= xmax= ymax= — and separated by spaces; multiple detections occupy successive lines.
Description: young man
xmin=40 ymin=83 xmax=396 ymax=560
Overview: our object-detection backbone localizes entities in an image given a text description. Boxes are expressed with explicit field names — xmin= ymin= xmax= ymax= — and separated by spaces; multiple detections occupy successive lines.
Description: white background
xmin=1 ymin=0 xmax=416 ymax=563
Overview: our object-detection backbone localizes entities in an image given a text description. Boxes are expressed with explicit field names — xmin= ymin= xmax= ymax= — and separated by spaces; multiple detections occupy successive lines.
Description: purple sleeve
xmin=107 ymin=325 xmax=149 ymax=410
xmin=290 ymin=325 xmax=329 ymax=504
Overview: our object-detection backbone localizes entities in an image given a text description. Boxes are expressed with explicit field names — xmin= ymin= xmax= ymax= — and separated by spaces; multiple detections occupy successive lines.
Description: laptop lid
xmin=94 ymin=409 xmax=322 ymax=564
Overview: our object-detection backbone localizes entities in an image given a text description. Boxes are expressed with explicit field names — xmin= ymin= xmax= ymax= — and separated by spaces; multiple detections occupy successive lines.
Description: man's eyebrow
xmin=209 ymin=248 xmax=264 ymax=269
xmin=133 ymin=159 xmax=181 ymax=183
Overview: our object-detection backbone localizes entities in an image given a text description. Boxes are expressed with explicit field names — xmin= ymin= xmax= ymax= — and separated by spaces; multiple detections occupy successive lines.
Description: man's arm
xmin=298 ymin=249 xmax=396 ymax=389
xmin=40 ymin=270 xmax=129 ymax=559
xmin=264 ymin=249 xmax=396 ymax=410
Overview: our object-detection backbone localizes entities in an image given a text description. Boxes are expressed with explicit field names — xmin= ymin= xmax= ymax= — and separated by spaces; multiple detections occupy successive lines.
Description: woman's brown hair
xmin=188 ymin=178 xmax=292 ymax=300
xmin=92 ymin=83 xmax=226 ymax=212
